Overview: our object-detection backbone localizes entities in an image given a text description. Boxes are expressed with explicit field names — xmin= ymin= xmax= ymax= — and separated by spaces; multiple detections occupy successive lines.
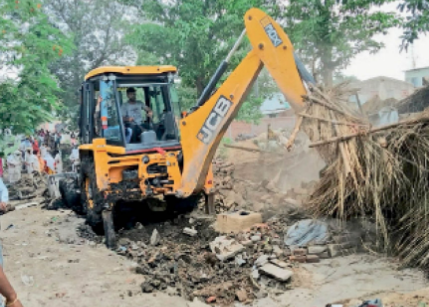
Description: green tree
xmin=284 ymin=0 xmax=400 ymax=86
xmin=125 ymin=0 xmax=280 ymax=123
xmin=398 ymin=0 xmax=429 ymax=49
xmin=43 ymin=0 xmax=132 ymax=129
xmin=0 ymin=0 xmax=72 ymax=134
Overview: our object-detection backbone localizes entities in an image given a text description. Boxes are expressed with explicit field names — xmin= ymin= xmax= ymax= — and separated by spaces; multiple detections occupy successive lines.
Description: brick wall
xmin=226 ymin=114 xmax=297 ymax=140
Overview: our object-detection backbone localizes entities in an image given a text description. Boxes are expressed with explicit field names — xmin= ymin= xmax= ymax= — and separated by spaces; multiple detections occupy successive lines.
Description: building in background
xmin=259 ymin=93 xmax=291 ymax=118
xmin=405 ymin=66 xmax=429 ymax=88
xmin=350 ymin=76 xmax=414 ymax=105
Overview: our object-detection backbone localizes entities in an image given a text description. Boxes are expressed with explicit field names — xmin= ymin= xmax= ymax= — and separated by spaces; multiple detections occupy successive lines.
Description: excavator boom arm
xmin=177 ymin=8 xmax=308 ymax=197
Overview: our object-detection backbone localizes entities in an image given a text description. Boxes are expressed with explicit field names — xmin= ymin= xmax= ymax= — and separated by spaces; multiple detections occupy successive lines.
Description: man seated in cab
xmin=121 ymin=87 xmax=153 ymax=143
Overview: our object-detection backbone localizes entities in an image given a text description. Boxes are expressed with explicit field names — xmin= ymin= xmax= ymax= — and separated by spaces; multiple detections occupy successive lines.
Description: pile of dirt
xmin=112 ymin=215 xmax=295 ymax=305
xmin=211 ymin=158 xmax=320 ymax=215
xmin=72 ymin=210 xmax=375 ymax=306
xmin=362 ymin=95 xmax=399 ymax=115
xmin=7 ymin=174 xmax=46 ymax=201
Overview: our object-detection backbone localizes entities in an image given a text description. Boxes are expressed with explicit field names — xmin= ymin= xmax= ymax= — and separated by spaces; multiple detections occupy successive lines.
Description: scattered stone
xmin=269 ymin=259 xmax=288 ymax=268
xmin=292 ymin=248 xmax=307 ymax=256
xmin=235 ymin=289 xmax=248 ymax=302
xmin=289 ymin=255 xmax=306 ymax=263
xmin=216 ymin=211 xmax=262 ymax=233
xmin=255 ymin=255 xmax=269 ymax=267
xmin=183 ymin=227 xmax=198 ymax=237
xmin=209 ymin=236 xmax=245 ymax=261
xmin=306 ymin=255 xmax=320 ymax=263
xmin=251 ymin=235 xmax=261 ymax=242
xmin=252 ymin=268 xmax=260 ymax=279
xmin=319 ymin=252 xmax=330 ymax=259
xmin=118 ymin=238 xmax=131 ymax=246
xmin=141 ymin=281 xmax=154 ymax=293
xmin=263 ymin=245 xmax=273 ymax=254
xmin=135 ymin=222 xmax=144 ymax=230
xmin=189 ymin=218 xmax=195 ymax=224
xmin=235 ymin=254 xmax=246 ymax=266
xmin=259 ymin=263 xmax=293 ymax=282
xmin=308 ymin=245 xmax=327 ymax=255
xmin=327 ymin=244 xmax=343 ymax=258
xmin=241 ymin=240 xmax=253 ymax=246
xmin=150 ymin=229 xmax=161 ymax=246
xmin=272 ymin=245 xmax=283 ymax=257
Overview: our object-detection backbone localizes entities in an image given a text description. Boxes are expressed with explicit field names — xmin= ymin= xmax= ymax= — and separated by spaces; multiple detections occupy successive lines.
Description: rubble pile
xmin=7 ymin=174 xmax=46 ymax=201
xmin=211 ymin=159 xmax=317 ymax=215
xmin=102 ymin=213 xmax=372 ymax=305
xmin=235 ymin=133 xmax=257 ymax=142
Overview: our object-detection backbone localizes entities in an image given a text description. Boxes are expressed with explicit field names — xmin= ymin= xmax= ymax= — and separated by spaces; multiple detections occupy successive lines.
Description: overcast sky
xmin=344 ymin=28 xmax=429 ymax=81
xmin=343 ymin=1 xmax=429 ymax=82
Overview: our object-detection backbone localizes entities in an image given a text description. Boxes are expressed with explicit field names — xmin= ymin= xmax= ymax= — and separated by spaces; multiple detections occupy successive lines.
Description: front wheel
xmin=80 ymin=161 xmax=104 ymax=234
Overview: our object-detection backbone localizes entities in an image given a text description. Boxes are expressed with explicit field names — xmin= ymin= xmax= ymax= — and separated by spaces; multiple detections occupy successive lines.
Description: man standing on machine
xmin=121 ymin=87 xmax=153 ymax=143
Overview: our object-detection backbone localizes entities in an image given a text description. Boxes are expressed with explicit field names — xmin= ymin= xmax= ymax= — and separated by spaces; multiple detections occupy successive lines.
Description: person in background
xmin=6 ymin=152 xmax=21 ymax=183
xmin=70 ymin=131 xmax=77 ymax=146
xmin=42 ymin=150 xmax=55 ymax=175
xmin=53 ymin=150 xmax=62 ymax=174
xmin=0 ymin=178 xmax=24 ymax=307
xmin=24 ymin=149 xmax=40 ymax=176
xmin=69 ymin=145 xmax=79 ymax=172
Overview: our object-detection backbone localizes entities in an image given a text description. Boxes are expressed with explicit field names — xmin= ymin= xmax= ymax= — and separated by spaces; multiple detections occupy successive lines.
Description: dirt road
xmin=1 ymin=206 xmax=428 ymax=307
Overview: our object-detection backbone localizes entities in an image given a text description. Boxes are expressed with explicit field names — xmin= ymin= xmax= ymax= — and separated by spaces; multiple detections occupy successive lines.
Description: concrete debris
xmin=308 ymin=245 xmax=328 ymax=254
xmin=306 ymin=255 xmax=320 ymax=263
xmin=183 ymin=227 xmax=198 ymax=237
xmin=254 ymin=255 xmax=269 ymax=267
xmin=216 ymin=210 xmax=262 ymax=233
xmin=150 ymin=229 xmax=161 ymax=246
xmin=251 ymin=235 xmax=262 ymax=242
xmin=235 ymin=254 xmax=246 ymax=266
xmin=209 ymin=236 xmax=245 ymax=261
xmin=259 ymin=263 xmax=293 ymax=282
xmin=269 ymin=259 xmax=289 ymax=268
xmin=235 ymin=289 xmax=248 ymax=302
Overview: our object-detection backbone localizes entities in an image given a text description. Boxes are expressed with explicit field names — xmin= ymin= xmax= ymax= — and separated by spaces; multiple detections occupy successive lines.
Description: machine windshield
xmin=116 ymin=83 xmax=180 ymax=145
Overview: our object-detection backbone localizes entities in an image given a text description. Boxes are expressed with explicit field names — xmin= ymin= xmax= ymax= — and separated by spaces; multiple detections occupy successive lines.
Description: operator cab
xmin=79 ymin=66 xmax=182 ymax=152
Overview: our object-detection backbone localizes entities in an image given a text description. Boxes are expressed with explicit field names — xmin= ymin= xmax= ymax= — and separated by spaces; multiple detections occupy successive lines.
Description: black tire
xmin=166 ymin=193 xmax=201 ymax=214
xmin=80 ymin=159 xmax=104 ymax=234
xmin=59 ymin=178 xmax=82 ymax=214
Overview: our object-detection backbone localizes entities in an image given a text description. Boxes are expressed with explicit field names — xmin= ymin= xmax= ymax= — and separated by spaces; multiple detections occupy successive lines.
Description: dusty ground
xmin=1 ymin=206 xmax=428 ymax=307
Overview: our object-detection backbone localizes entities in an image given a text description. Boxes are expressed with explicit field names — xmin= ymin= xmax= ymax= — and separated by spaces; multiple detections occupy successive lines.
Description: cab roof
xmin=84 ymin=66 xmax=178 ymax=81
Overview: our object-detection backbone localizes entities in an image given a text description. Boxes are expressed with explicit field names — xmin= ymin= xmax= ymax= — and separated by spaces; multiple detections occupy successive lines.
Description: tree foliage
xmin=284 ymin=0 xmax=400 ymax=86
xmin=43 ymin=0 xmax=132 ymax=128
xmin=398 ymin=0 xmax=429 ymax=49
xmin=125 ymin=0 xmax=280 ymax=123
xmin=0 ymin=0 xmax=71 ymax=134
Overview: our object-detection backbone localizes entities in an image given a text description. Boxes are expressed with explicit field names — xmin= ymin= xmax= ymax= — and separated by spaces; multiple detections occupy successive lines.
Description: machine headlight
xmin=142 ymin=155 xmax=150 ymax=164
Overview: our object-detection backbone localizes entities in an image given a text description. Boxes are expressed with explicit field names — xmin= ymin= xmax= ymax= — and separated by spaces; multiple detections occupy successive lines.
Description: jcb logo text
xmin=197 ymin=96 xmax=232 ymax=144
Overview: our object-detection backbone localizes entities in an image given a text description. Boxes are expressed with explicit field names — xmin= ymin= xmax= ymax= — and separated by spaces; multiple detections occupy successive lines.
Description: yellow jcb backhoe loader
xmin=60 ymin=7 xmax=314 ymax=248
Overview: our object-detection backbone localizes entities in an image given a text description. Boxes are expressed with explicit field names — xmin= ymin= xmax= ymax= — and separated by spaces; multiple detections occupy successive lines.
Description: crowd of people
xmin=1 ymin=128 xmax=81 ymax=185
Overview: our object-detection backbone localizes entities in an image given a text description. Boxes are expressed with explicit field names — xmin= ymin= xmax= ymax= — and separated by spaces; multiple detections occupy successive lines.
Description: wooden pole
xmin=329 ymin=110 xmax=351 ymax=175
xmin=309 ymin=115 xmax=429 ymax=148
xmin=298 ymin=113 xmax=369 ymax=127
xmin=285 ymin=116 xmax=304 ymax=151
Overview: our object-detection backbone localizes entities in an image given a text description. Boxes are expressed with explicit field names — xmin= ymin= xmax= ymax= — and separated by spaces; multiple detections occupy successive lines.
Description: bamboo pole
xmin=309 ymin=115 xmax=429 ymax=148
xmin=298 ymin=113 xmax=369 ymax=127
xmin=329 ymin=110 xmax=352 ymax=175
xmin=285 ymin=116 xmax=303 ymax=151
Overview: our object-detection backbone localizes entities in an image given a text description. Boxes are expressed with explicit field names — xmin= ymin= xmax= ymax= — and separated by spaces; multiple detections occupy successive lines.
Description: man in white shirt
xmin=121 ymin=87 xmax=153 ymax=143
xmin=6 ymin=152 xmax=22 ymax=183
xmin=69 ymin=146 xmax=79 ymax=172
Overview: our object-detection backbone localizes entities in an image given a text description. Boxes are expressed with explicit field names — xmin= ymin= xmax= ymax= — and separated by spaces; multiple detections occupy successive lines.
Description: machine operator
xmin=121 ymin=87 xmax=153 ymax=143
